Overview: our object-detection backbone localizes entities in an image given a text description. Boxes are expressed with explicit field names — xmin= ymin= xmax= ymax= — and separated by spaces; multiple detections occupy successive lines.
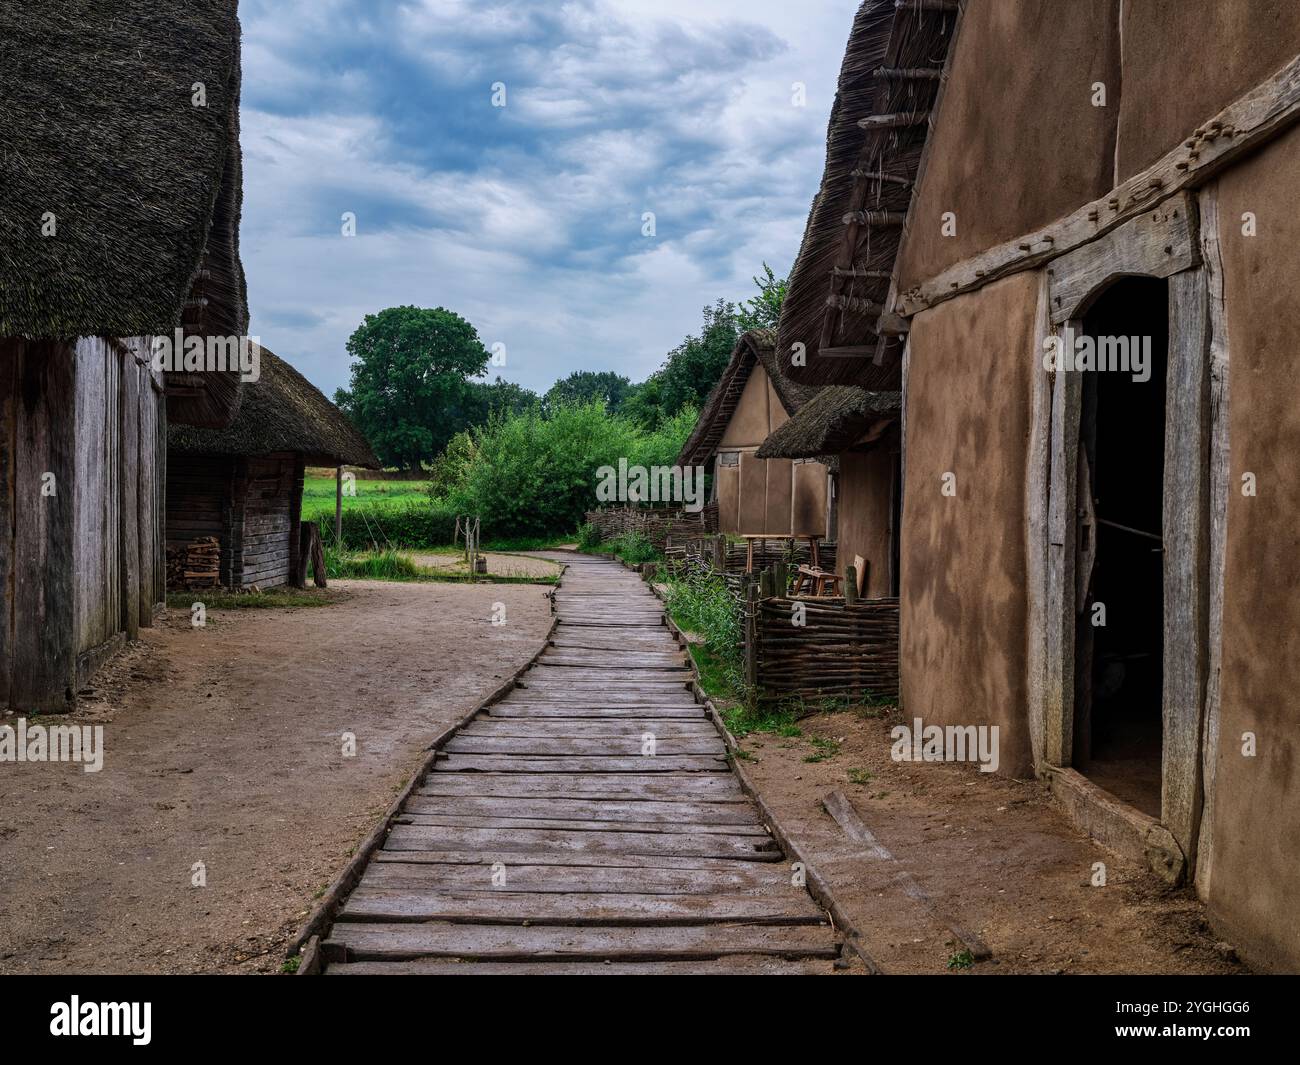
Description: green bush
xmin=321 ymin=501 xmax=460 ymax=550
xmin=664 ymin=568 xmax=745 ymax=696
xmin=606 ymin=531 xmax=658 ymax=565
xmin=576 ymin=522 xmax=601 ymax=550
xmin=324 ymin=544 xmax=422 ymax=580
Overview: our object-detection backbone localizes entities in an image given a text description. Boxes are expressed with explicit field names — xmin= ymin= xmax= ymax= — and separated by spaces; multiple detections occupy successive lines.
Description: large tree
xmin=736 ymin=262 xmax=787 ymax=333
xmin=543 ymin=370 xmax=632 ymax=414
xmin=334 ymin=305 xmax=489 ymax=471
xmin=656 ymin=298 xmax=739 ymax=418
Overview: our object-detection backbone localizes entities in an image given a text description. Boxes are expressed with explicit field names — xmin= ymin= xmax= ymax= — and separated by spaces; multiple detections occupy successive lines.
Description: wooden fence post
xmin=334 ymin=465 xmax=343 ymax=544
xmin=744 ymin=581 xmax=758 ymax=694
xmin=845 ymin=564 xmax=858 ymax=605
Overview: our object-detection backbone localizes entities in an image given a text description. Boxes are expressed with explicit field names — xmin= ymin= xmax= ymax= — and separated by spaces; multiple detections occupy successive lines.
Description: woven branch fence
xmin=583 ymin=505 xmax=706 ymax=550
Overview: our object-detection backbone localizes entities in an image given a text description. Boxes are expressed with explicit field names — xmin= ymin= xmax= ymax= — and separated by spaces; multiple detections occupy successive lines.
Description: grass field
xmin=300 ymin=475 xmax=430 ymax=521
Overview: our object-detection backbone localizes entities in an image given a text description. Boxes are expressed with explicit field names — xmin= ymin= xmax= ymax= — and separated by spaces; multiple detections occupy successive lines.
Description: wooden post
xmin=845 ymin=564 xmax=858 ymax=606
xmin=744 ymin=582 xmax=758 ymax=694
xmin=714 ymin=534 xmax=725 ymax=573
xmin=775 ymin=560 xmax=788 ymax=598
xmin=309 ymin=524 xmax=327 ymax=588
xmin=334 ymin=465 xmax=343 ymax=544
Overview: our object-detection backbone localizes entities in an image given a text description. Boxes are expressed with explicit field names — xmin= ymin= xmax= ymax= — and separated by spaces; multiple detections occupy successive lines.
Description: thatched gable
xmin=755 ymin=386 xmax=900 ymax=460
xmin=677 ymin=329 xmax=818 ymax=467
xmin=0 ymin=0 xmax=248 ymax=426
xmin=168 ymin=347 xmax=380 ymax=469
xmin=777 ymin=0 xmax=959 ymax=388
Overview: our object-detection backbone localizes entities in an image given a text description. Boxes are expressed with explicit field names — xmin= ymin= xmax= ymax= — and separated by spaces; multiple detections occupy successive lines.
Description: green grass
xmin=300 ymin=475 xmax=431 ymax=521
xmin=847 ymin=767 xmax=873 ymax=786
xmin=324 ymin=545 xmax=558 ymax=585
xmin=584 ymin=531 xmax=660 ymax=566
xmin=802 ymin=736 xmax=841 ymax=763
xmin=718 ymin=699 xmax=800 ymax=740
xmin=280 ymin=956 xmax=301 ymax=974
xmin=165 ymin=588 xmax=343 ymax=610
xmin=947 ymin=950 xmax=974 ymax=971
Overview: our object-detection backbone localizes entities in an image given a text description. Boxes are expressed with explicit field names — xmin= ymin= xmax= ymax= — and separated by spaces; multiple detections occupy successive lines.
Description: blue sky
xmin=238 ymin=0 xmax=854 ymax=398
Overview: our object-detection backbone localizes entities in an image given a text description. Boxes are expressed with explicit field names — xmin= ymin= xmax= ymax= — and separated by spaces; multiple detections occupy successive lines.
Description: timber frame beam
xmin=895 ymin=51 xmax=1300 ymax=317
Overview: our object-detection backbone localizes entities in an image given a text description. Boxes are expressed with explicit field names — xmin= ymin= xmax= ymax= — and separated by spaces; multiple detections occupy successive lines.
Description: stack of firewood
xmin=167 ymin=536 xmax=221 ymax=589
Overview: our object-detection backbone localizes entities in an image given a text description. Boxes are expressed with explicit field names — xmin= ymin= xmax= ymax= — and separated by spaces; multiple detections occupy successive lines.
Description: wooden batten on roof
xmin=167 ymin=346 xmax=380 ymax=469
xmin=755 ymin=386 xmax=900 ymax=461
xmin=776 ymin=0 xmax=960 ymax=388
xmin=676 ymin=329 xmax=818 ymax=468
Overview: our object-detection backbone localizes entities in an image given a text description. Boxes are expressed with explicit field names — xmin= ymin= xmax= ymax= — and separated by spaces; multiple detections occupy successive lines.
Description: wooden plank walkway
xmin=321 ymin=552 xmax=842 ymax=974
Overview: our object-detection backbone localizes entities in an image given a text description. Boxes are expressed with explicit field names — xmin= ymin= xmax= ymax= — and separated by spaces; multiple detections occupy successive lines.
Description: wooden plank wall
xmin=0 ymin=339 xmax=78 ymax=711
xmin=167 ymin=454 xmax=233 ymax=582
xmin=236 ymin=452 xmax=297 ymax=590
xmin=0 ymin=337 xmax=168 ymax=711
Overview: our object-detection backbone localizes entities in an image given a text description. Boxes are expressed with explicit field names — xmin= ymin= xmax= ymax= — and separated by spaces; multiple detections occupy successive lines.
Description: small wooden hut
xmin=677 ymin=330 xmax=830 ymax=537
xmin=167 ymin=347 xmax=379 ymax=590
xmin=0 ymin=3 xmax=246 ymax=711
xmin=781 ymin=0 xmax=1300 ymax=969
xmin=756 ymin=387 xmax=900 ymax=596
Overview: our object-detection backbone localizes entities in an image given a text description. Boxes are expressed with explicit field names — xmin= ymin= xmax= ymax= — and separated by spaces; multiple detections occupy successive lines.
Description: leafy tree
xmin=334 ymin=305 xmax=489 ymax=471
xmin=544 ymin=370 xmax=632 ymax=414
xmin=656 ymin=298 xmax=738 ymax=418
xmin=736 ymin=262 xmax=787 ymax=333
xmin=620 ymin=373 xmax=665 ymax=430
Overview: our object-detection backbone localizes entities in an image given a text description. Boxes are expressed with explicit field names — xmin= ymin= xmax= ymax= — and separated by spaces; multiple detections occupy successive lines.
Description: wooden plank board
xmin=443 ymin=735 xmax=727 ymax=756
xmin=435 ymin=754 xmax=728 ymax=774
xmin=372 ymin=850 xmax=777 ymax=871
xmin=460 ymin=719 xmax=717 ymax=737
xmin=399 ymin=813 xmax=767 ymax=836
xmin=339 ymin=889 xmax=824 ymax=924
xmin=487 ymin=705 xmax=705 ymax=718
xmin=384 ymin=824 xmax=781 ymax=859
xmin=404 ymin=794 xmax=760 ymax=823
xmin=326 ymin=957 xmax=836 ymax=975
xmin=415 ymin=773 xmax=747 ymax=802
xmin=324 ymin=921 xmax=837 ymax=962
xmin=360 ymin=860 xmax=786 ymax=894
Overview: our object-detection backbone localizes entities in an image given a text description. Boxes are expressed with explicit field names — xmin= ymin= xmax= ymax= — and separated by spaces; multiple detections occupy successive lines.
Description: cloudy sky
xmin=238 ymin=0 xmax=854 ymax=398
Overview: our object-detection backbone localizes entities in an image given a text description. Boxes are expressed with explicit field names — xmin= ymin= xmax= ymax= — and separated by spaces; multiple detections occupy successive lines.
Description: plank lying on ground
xmin=487 ymin=705 xmax=706 ymax=718
xmin=437 ymin=754 xmax=727 ymax=773
xmin=360 ymin=861 xmax=787 ymax=893
xmin=404 ymin=794 xmax=760 ymax=823
xmin=416 ymin=772 xmax=747 ymax=801
xmin=372 ymin=849 xmax=780 ymax=870
xmin=324 ymin=921 xmax=837 ymax=963
xmin=338 ymin=889 xmax=825 ymax=924
xmin=384 ymin=824 xmax=780 ymax=859
xmin=459 ymin=719 xmax=717 ymax=737
xmin=443 ymin=735 xmax=727 ymax=756
xmin=398 ymin=813 xmax=767 ymax=836
xmin=327 ymin=957 xmax=836 ymax=975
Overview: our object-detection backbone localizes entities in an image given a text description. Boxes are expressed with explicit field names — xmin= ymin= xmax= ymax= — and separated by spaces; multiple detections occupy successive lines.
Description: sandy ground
xmin=405 ymin=551 xmax=563 ymax=579
xmin=739 ymin=707 xmax=1244 ymax=975
xmin=0 ymin=579 xmax=552 ymax=974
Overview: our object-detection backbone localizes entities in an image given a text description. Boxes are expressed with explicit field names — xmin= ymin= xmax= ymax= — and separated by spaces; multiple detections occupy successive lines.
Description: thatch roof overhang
xmin=168 ymin=347 xmax=380 ymax=469
xmin=0 ymin=1 xmax=249 ymax=428
xmin=755 ymin=386 xmax=901 ymax=461
xmin=677 ymin=329 xmax=819 ymax=468
xmin=777 ymin=0 xmax=960 ymax=388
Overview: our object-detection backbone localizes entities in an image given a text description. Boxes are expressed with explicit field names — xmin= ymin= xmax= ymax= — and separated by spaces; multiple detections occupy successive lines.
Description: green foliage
xmin=736 ymin=262 xmax=788 ymax=333
xmin=576 ymin=522 xmax=601 ymax=550
xmin=544 ymin=370 xmax=632 ymax=414
xmin=803 ymin=736 xmax=841 ymax=763
xmin=663 ymin=569 xmax=745 ymax=698
xmin=947 ymin=950 xmax=975 ymax=971
xmin=599 ymin=531 xmax=658 ymax=565
xmin=656 ymin=298 xmax=739 ymax=421
xmin=324 ymin=545 xmax=422 ymax=581
xmin=334 ymin=305 xmax=490 ymax=471
xmin=322 ymin=500 xmax=460 ymax=550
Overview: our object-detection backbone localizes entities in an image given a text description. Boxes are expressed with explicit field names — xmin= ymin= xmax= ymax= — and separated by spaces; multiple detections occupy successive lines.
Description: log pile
xmin=749 ymin=594 xmax=899 ymax=705
xmin=166 ymin=536 xmax=221 ymax=590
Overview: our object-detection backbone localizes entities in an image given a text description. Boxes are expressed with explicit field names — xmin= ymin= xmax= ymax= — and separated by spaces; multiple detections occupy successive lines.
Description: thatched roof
xmin=755 ymin=387 xmax=900 ymax=460
xmin=168 ymin=347 xmax=380 ymax=468
xmin=0 ymin=1 xmax=248 ymax=427
xmin=777 ymin=0 xmax=959 ymax=388
xmin=677 ymin=330 xmax=819 ymax=467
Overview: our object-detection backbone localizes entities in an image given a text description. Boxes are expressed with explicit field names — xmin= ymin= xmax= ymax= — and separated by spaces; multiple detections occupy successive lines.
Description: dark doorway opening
xmin=1073 ymin=276 xmax=1168 ymax=818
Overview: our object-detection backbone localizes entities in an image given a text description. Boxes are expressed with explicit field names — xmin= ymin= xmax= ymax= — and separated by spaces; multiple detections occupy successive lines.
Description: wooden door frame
xmin=1037 ymin=191 xmax=1222 ymax=877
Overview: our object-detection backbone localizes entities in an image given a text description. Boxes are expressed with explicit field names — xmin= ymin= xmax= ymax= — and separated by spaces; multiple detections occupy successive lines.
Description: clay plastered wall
xmin=764 ymin=457 xmax=793 ymax=536
xmin=716 ymin=461 xmax=740 ymax=534
xmin=792 ymin=462 xmax=829 ymax=537
xmin=895 ymin=0 xmax=1119 ymax=294
xmin=837 ymin=449 xmax=894 ymax=599
xmin=1117 ymin=0 xmax=1300 ymax=180
xmin=1208 ymin=127 xmax=1300 ymax=972
xmin=900 ymin=272 xmax=1038 ymax=775
xmin=719 ymin=365 xmax=772 ymax=448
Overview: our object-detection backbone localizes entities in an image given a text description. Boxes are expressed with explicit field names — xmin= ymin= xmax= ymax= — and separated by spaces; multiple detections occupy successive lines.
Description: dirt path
xmin=739 ymin=709 xmax=1242 ymax=975
xmin=0 ymin=579 xmax=552 ymax=974
xmin=319 ymin=554 xmax=844 ymax=974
